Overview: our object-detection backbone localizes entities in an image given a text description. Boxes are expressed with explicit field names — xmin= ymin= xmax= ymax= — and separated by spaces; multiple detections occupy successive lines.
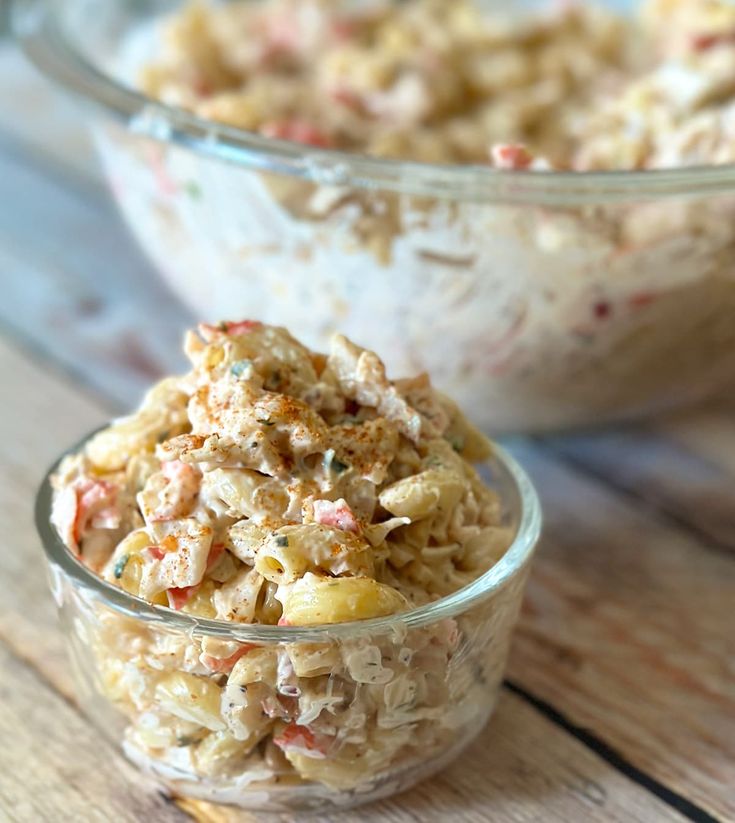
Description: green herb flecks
xmin=113 ymin=554 xmax=130 ymax=579
xmin=323 ymin=448 xmax=349 ymax=474
xmin=450 ymin=437 xmax=465 ymax=453
xmin=231 ymin=359 xmax=253 ymax=378
xmin=332 ymin=457 xmax=349 ymax=473
xmin=257 ymin=417 xmax=275 ymax=427
xmin=275 ymin=535 xmax=289 ymax=548
xmin=184 ymin=181 xmax=202 ymax=200
xmin=265 ymin=369 xmax=282 ymax=390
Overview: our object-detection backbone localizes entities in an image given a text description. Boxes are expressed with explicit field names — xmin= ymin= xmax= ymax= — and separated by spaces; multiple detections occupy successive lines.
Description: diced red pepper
xmin=273 ymin=722 xmax=328 ymax=756
xmin=201 ymin=643 xmax=255 ymax=673
xmin=261 ymin=120 xmax=334 ymax=149
xmin=206 ymin=542 xmax=226 ymax=570
xmin=166 ymin=584 xmax=200 ymax=610
xmin=264 ymin=12 xmax=300 ymax=52
xmin=330 ymin=17 xmax=357 ymax=41
xmin=198 ymin=320 xmax=263 ymax=341
xmin=330 ymin=85 xmax=362 ymax=111
xmin=491 ymin=143 xmax=533 ymax=170
xmin=313 ymin=498 xmax=361 ymax=534
xmin=224 ymin=320 xmax=263 ymax=335
xmin=691 ymin=31 xmax=735 ymax=52
xmin=628 ymin=292 xmax=656 ymax=309
xmin=146 ymin=145 xmax=177 ymax=197
xmin=192 ymin=76 xmax=212 ymax=97
xmin=161 ymin=459 xmax=195 ymax=483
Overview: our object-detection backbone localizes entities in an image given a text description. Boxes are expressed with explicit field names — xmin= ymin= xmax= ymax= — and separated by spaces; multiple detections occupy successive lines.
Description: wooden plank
xmin=506 ymin=440 xmax=735 ymax=821
xmin=543 ymin=425 xmax=735 ymax=553
xmin=0 ymin=45 xmax=97 ymax=184
xmin=658 ymin=405 xmax=735 ymax=477
xmin=0 ymin=643 xmax=190 ymax=823
xmin=0 ymin=141 xmax=192 ymax=409
xmin=179 ymin=692 xmax=689 ymax=823
xmin=0 ymin=335 xmax=689 ymax=823
xmin=0 ymin=338 xmax=108 ymax=699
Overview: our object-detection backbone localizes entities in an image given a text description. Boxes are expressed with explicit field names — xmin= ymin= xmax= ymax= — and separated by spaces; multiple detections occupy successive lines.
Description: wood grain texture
xmin=0 ymin=336 xmax=688 ymax=823
xmin=0 ymin=338 xmax=107 ymax=699
xmin=180 ymin=692 xmax=689 ymax=823
xmin=543 ymin=426 xmax=735 ymax=554
xmin=507 ymin=441 xmax=735 ymax=821
xmin=0 ymin=47 xmax=97 ymax=184
xmin=0 ymin=645 xmax=190 ymax=823
xmin=0 ymin=126 xmax=192 ymax=409
xmin=659 ymin=404 xmax=735 ymax=477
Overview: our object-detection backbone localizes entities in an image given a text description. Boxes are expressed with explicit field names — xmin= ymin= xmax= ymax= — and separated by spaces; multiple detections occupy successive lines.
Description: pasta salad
xmin=50 ymin=321 xmax=516 ymax=799
xmin=140 ymin=0 xmax=735 ymax=170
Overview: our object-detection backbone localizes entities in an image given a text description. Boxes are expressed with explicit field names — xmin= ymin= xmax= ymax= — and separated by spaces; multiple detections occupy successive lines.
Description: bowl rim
xmin=35 ymin=431 xmax=542 ymax=642
xmin=14 ymin=0 xmax=735 ymax=205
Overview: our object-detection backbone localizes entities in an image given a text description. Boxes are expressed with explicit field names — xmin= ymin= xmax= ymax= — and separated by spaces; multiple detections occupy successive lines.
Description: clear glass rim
xmin=14 ymin=0 xmax=735 ymax=206
xmin=35 ymin=430 xmax=542 ymax=642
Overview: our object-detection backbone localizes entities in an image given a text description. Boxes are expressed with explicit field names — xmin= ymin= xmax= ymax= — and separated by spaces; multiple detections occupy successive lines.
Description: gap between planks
xmin=0 ymin=642 xmax=192 ymax=823
xmin=538 ymin=426 xmax=735 ymax=558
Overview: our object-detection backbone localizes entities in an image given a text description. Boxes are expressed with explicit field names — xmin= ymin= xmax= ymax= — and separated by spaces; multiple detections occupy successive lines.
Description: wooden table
xmin=1 ymin=44 xmax=733 ymax=823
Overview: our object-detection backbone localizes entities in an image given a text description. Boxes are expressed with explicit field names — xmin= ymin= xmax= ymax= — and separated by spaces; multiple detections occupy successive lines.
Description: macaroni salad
xmin=50 ymin=322 xmax=513 ymax=795
xmin=140 ymin=0 xmax=735 ymax=170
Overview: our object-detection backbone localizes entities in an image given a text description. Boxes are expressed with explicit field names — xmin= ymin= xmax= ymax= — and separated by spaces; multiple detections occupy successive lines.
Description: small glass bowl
xmin=36 ymin=432 xmax=541 ymax=813
xmin=15 ymin=0 xmax=735 ymax=432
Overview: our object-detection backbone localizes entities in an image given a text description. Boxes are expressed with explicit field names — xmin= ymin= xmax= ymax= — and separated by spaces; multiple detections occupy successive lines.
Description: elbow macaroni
xmin=281 ymin=574 xmax=410 ymax=626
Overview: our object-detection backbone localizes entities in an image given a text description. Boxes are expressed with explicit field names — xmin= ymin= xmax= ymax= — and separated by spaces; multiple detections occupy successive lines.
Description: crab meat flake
xmin=53 ymin=477 xmax=120 ymax=552
xmin=491 ymin=143 xmax=533 ymax=170
xmin=261 ymin=120 xmax=333 ymax=148
xmin=202 ymin=644 xmax=255 ymax=673
xmin=198 ymin=320 xmax=263 ymax=341
xmin=166 ymin=585 xmax=199 ymax=610
xmin=273 ymin=722 xmax=329 ymax=759
xmin=313 ymin=498 xmax=361 ymax=534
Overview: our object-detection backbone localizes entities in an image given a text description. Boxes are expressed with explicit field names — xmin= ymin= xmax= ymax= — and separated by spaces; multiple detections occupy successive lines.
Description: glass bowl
xmin=15 ymin=0 xmax=735 ymax=432
xmin=36 ymin=433 xmax=541 ymax=813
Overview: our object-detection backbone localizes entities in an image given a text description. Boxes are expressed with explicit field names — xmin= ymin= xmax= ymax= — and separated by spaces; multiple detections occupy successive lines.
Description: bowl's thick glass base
xmin=123 ymin=715 xmax=490 ymax=813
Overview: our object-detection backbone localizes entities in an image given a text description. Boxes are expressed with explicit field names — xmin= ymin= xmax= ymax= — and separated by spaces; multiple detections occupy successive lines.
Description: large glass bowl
xmin=36 ymin=434 xmax=541 ymax=813
xmin=15 ymin=0 xmax=735 ymax=431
